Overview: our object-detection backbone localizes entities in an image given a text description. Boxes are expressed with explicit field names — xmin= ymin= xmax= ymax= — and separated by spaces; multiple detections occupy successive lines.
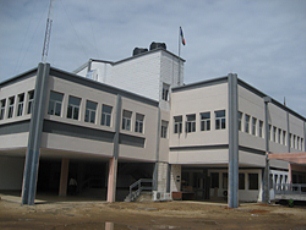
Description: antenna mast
xmin=41 ymin=0 xmax=54 ymax=63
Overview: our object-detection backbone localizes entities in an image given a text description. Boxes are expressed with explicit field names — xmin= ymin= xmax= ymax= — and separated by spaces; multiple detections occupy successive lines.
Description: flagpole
xmin=178 ymin=27 xmax=181 ymax=85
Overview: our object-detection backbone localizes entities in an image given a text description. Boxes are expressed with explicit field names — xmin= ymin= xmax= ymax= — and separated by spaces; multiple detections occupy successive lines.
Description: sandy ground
xmin=1 ymin=195 xmax=306 ymax=230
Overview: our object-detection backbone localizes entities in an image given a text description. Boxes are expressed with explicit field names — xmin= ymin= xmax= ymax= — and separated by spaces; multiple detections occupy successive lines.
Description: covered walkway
xmin=268 ymin=152 xmax=306 ymax=201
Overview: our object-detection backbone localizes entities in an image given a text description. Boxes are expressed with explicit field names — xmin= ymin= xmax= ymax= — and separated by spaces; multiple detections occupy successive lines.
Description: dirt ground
xmin=1 ymin=195 xmax=306 ymax=230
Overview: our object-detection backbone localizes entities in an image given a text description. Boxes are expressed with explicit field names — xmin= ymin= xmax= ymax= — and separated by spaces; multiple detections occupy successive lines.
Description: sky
xmin=0 ymin=0 xmax=305 ymax=117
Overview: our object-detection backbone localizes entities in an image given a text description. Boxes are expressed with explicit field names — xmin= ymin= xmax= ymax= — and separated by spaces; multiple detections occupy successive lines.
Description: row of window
xmin=238 ymin=112 xmax=264 ymax=137
xmin=210 ymin=172 xmax=259 ymax=190
xmin=0 ymin=91 xmax=34 ymax=120
xmin=173 ymin=110 xmax=226 ymax=134
xmin=49 ymin=91 xmax=145 ymax=133
xmin=238 ymin=112 xmax=304 ymax=150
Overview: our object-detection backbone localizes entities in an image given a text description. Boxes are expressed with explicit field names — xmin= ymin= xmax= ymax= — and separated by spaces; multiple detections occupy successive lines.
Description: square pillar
xmin=59 ymin=158 xmax=69 ymax=196
xmin=170 ymin=165 xmax=181 ymax=192
xmin=107 ymin=157 xmax=118 ymax=203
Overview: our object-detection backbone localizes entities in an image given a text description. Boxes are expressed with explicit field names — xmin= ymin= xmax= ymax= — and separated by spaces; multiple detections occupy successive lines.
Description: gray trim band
xmin=0 ymin=120 xmax=30 ymax=135
xmin=170 ymin=144 xmax=229 ymax=151
xmin=43 ymin=120 xmax=115 ymax=143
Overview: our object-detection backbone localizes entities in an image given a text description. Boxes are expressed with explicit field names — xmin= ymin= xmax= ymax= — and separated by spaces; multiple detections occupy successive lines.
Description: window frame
xmin=7 ymin=96 xmax=15 ymax=118
xmin=101 ymin=104 xmax=112 ymax=127
xmin=186 ymin=114 xmax=196 ymax=133
xmin=161 ymin=120 xmax=168 ymax=138
xmin=84 ymin=100 xmax=97 ymax=123
xmin=248 ymin=173 xmax=259 ymax=190
xmin=0 ymin=99 xmax=6 ymax=120
xmin=162 ymin=83 xmax=170 ymax=101
xmin=174 ymin=116 xmax=182 ymax=134
xmin=27 ymin=91 xmax=34 ymax=114
xmin=48 ymin=91 xmax=63 ymax=116
xmin=215 ymin=110 xmax=226 ymax=130
xmin=200 ymin=112 xmax=210 ymax=131
xmin=245 ymin=114 xmax=250 ymax=133
xmin=251 ymin=117 xmax=257 ymax=136
xmin=135 ymin=113 xmax=144 ymax=133
xmin=17 ymin=93 xmax=24 ymax=117
xmin=67 ymin=95 xmax=81 ymax=120
xmin=122 ymin=110 xmax=132 ymax=131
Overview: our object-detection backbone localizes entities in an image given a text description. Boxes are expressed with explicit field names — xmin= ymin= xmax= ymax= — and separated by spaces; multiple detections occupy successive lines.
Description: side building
xmin=169 ymin=76 xmax=306 ymax=202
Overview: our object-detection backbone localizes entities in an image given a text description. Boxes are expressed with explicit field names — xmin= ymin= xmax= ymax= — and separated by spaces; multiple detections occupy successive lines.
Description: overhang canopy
xmin=268 ymin=152 xmax=306 ymax=165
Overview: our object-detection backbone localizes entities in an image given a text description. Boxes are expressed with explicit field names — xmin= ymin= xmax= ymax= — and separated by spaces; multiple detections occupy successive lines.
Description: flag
xmin=180 ymin=27 xmax=186 ymax=45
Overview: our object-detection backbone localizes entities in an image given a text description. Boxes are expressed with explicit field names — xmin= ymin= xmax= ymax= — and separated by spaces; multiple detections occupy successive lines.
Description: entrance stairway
xmin=124 ymin=178 xmax=153 ymax=202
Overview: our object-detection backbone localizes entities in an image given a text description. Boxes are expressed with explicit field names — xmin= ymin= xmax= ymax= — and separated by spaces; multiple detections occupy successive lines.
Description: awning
xmin=268 ymin=152 xmax=306 ymax=165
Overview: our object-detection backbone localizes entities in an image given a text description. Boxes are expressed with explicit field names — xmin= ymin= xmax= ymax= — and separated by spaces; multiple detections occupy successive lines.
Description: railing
xmin=126 ymin=178 xmax=153 ymax=202
xmin=274 ymin=183 xmax=306 ymax=195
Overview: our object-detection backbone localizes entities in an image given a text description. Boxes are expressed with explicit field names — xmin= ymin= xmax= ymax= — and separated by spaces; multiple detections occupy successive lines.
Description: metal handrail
xmin=128 ymin=178 xmax=153 ymax=202
xmin=274 ymin=183 xmax=306 ymax=195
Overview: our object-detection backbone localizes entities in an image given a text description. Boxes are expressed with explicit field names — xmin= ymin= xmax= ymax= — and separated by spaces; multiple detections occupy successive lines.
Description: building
xmin=0 ymin=43 xmax=305 ymax=206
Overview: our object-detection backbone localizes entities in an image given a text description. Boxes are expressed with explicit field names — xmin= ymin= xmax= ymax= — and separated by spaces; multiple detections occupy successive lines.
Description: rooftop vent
xmin=133 ymin=47 xmax=148 ymax=56
xmin=149 ymin=42 xmax=167 ymax=51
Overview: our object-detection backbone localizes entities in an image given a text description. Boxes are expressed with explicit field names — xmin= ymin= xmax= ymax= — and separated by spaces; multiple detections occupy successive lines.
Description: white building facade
xmin=0 ymin=45 xmax=305 ymax=206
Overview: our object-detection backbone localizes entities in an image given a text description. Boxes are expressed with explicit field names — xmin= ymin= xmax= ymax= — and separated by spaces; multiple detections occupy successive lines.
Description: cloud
xmin=0 ymin=0 xmax=305 ymax=117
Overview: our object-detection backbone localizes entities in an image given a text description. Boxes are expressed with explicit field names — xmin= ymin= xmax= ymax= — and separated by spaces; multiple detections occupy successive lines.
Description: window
xmin=283 ymin=130 xmax=286 ymax=146
xmin=27 ymin=91 xmax=34 ymax=114
xmin=0 ymin=99 xmax=6 ymax=120
xmin=161 ymin=120 xmax=168 ymax=138
xmin=17 ymin=93 xmax=24 ymax=116
xmin=290 ymin=133 xmax=292 ymax=148
xmin=215 ymin=110 xmax=226 ymax=130
xmin=273 ymin=127 xmax=277 ymax=142
xmin=210 ymin=173 xmax=219 ymax=188
xmin=135 ymin=113 xmax=144 ymax=133
xmin=8 ymin=96 xmax=15 ymax=118
xmin=297 ymin=137 xmax=300 ymax=150
xmin=293 ymin=135 xmax=296 ymax=149
xmin=85 ymin=100 xmax=97 ymax=123
xmin=278 ymin=129 xmax=281 ymax=144
xmin=238 ymin=112 xmax=243 ymax=131
xmin=200 ymin=112 xmax=210 ymax=131
xmin=48 ymin=91 xmax=63 ymax=116
xmin=248 ymin=173 xmax=258 ymax=190
xmin=269 ymin=125 xmax=272 ymax=141
xmin=174 ymin=116 xmax=182 ymax=134
xmin=239 ymin=173 xmax=245 ymax=190
xmin=101 ymin=104 xmax=112 ymax=127
xmin=186 ymin=114 xmax=196 ymax=133
xmin=252 ymin=117 xmax=257 ymax=136
xmin=301 ymin=138 xmax=304 ymax=151
xmin=122 ymin=110 xmax=132 ymax=131
xmin=162 ymin=83 xmax=170 ymax=101
xmin=67 ymin=96 xmax=81 ymax=120
xmin=245 ymin=114 xmax=250 ymax=133
xmin=258 ymin=120 xmax=263 ymax=138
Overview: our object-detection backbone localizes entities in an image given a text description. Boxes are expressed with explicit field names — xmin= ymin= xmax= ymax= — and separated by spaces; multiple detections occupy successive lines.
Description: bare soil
xmin=1 ymin=197 xmax=306 ymax=229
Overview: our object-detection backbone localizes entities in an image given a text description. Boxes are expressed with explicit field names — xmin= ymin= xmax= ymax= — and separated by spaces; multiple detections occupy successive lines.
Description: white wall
xmin=170 ymin=83 xmax=228 ymax=148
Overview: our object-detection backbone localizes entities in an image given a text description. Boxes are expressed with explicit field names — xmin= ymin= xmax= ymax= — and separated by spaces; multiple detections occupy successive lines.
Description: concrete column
xmin=228 ymin=73 xmax=239 ymax=208
xmin=107 ymin=157 xmax=118 ymax=202
xmin=288 ymin=163 xmax=292 ymax=184
xmin=106 ymin=94 xmax=121 ymax=202
xmin=170 ymin=165 xmax=182 ymax=192
xmin=21 ymin=63 xmax=50 ymax=205
xmin=262 ymin=97 xmax=271 ymax=203
xmin=59 ymin=158 xmax=69 ymax=196
xmin=302 ymin=122 xmax=306 ymax=152
xmin=286 ymin=111 xmax=290 ymax=152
